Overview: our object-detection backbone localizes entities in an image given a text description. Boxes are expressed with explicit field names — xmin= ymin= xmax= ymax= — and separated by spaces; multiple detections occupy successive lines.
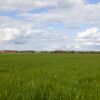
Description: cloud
xmin=0 ymin=0 xmax=84 ymax=11
xmin=0 ymin=0 xmax=100 ymax=51
xmin=0 ymin=0 xmax=55 ymax=11
xmin=0 ymin=22 xmax=69 ymax=50
xmin=17 ymin=0 xmax=100 ymax=28
xmin=1 ymin=0 xmax=100 ymax=27
xmin=77 ymin=27 xmax=99 ymax=40
xmin=76 ymin=27 xmax=100 ymax=45
xmin=0 ymin=26 xmax=33 ymax=44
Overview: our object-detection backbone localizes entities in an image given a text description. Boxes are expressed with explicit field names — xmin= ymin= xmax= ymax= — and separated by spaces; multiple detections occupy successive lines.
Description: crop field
xmin=0 ymin=53 xmax=100 ymax=100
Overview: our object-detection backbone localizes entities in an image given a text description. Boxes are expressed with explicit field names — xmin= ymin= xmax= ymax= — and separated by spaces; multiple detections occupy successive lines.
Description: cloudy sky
xmin=0 ymin=0 xmax=100 ymax=51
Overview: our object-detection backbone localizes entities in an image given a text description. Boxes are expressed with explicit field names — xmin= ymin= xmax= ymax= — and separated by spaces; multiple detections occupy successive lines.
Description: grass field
xmin=0 ymin=53 xmax=100 ymax=100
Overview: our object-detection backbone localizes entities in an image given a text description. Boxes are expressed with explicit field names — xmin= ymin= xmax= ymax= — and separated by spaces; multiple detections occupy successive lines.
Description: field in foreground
xmin=0 ymin=53 xmax=100 ymax=100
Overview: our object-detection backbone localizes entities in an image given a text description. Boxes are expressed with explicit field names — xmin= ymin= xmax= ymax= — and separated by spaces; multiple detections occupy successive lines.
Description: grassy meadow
xmin=0 ymin=53 xmax=100 ymax=100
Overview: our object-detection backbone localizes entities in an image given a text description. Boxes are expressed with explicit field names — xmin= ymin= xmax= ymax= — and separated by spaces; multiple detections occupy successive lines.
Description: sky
xmin=0 ymin=0 xmax=100 ymax=51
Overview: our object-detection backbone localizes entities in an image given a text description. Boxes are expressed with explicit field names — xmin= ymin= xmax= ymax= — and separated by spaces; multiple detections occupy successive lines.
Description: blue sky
xmin=0 ymin=0 xmax=100 ymax=51
xmin=87 ymin=0 xmax=100 ymax=4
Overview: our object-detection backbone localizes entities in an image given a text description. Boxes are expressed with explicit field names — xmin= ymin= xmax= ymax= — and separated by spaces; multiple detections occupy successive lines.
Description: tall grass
xmin=0 ymin=53 xmax=100 ymax=100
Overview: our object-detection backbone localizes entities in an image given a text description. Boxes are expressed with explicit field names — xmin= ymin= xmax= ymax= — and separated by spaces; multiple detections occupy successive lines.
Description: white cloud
xmin=0 ymin=0 xmax=100 ymax=50
xmin=76 ymin=27 xmax=100 ymax=45
xmin=0 ymin=26 xmax=33 ymax=43
xmin=0 ymin=28 xmax=20 ymax=42
xmin=0 ymin=22 xmax=69 ymax=50
xmin=77 ymin=28 xmax=100 ymax=41
xmin=17 ymin=0 xmax=100 ymax=28
xmin=0 ymin=0 xmax=55 ymax=11
xmin=0 ymin=0 xmax=84 ymax=11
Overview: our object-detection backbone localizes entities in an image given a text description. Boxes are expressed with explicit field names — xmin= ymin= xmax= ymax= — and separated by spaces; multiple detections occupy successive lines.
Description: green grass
xmin=0 ymin=53 xmax=100 ymax=100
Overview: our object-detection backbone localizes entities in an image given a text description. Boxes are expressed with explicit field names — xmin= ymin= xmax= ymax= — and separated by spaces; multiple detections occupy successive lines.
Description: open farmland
xmin=0 ymin=53 xmax=100 ymax=100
